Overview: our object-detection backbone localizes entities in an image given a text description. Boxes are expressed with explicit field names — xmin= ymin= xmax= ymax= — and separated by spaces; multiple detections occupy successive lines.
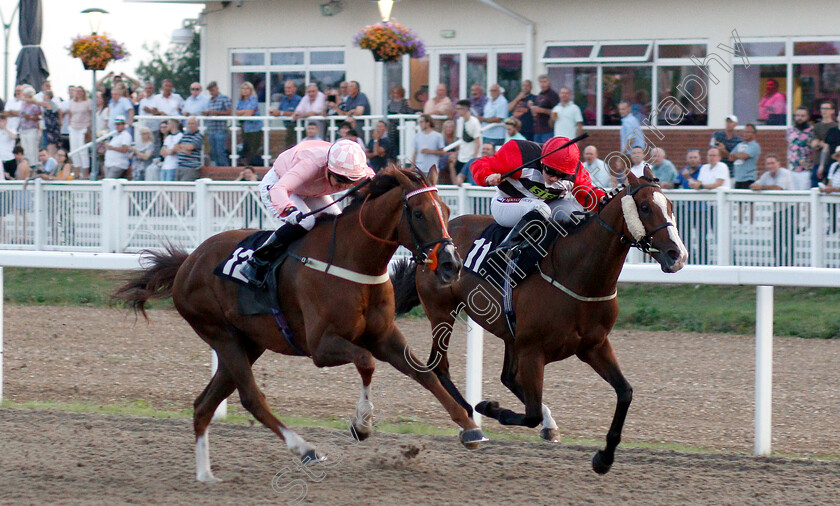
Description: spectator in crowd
xmin=439 ymin=119 xmax=458 ymax=184
xmin=325 ymin=87 xmax=342 ymax=116
xmin=550 ymin=87 xmax=583 ymax=139
xmin=627 ymin=146 xmax=646 ymax=178
xmin=811 ymin=101 xmax=837 ymax=176
xmin=37 ymin=148 xmax=57 ymax=174
xmin=818 ymin=115 xmax=840 ymax=186
xmin=530 ymin=75 xmax=559 ymax=143
xmin=821 ymin=147 xmax=840 ymax=193
xmin=0 ymin=114 xmax=18 ymax=179
xmin=181 ymin=82 xmax=210 ymax=117
xmin=97 ymin=72 xmax=139 ymax=102
xmin=469 ymin=83 xmax=487 ymax=117
xmin=710 ymin=115 xmax=742 ymax=175
xmin=387 ymin=86 xmax=414 ymax=160
xmin=750 ymin=154 xmax=792 ymax=191
xmin=202 ymin=81 xmax=233 ymax=166
xmin=338 ymin=81 xmax=370 ymax=116
xmin=92 ymin=91 xmax=109 ymax=179
xmin=758 ymin=79 xmax=786 ymax=125
xmin=67 ymin=86 xmax=91 ymax=173
xmin=149 ymin=79 xmax=184 ymax=117
xmin=582 ymin=145 xmax=613 ymax=189
xmin=478 ymin=83 xmax=508 ymax=146
xmin=730 ymin=123 xmax=760 ymax=188
xmin=650 ymin=147 xmax=677 ymax=188
xmin=424 ymin=83 xmax=454 ymax=122
xmin=786 ymin=106 xmax=814 ymax=190
xmin=504 ymin=117 xmax=526 ymax=142
xmin=236 ymin=81 xmax=261 ymax=166
xmin=9 ymin=145 xmax=29 ymax=180
xmin=58 ymin=85 xmax=73 ymax=151
xmin=132 ymin=127 xmax=156 ymax=181
xmin=271 ymin=80 xmax=302 ymax=148
xmin=338 ymin=81 xmax=350 ymax=103
xmin=153 ymin=120 xmax=169 ymax=160
xmin=138 ymin=82 xmax=159 ymax=131
xmin=103 ymin=116 xmax=132 ymax=179
xmin=508 ymin=79 xmax=536 ymax=141
xmin=160 ymin=119 xmax=183 ymax=181
xmin=46 ymin=149 xmax=72 ymax=180
xmin=676 ymin=149 xmax=703 ymax=189
xmin=618 ymin=100 xmax=645 ymax=154
xmin=689 ymin=147 xmax=730 ymax=189
xmin=366 ymin=120 xmax=391 ymax=173
xmin=108 ymin=84 xmax=134 ymax=130
xmin=303 ymin=122 xmax=323 ymax=141
xmin=454 ymin=99 xmax=482 ymax=176
xmin=5 ymin=85 xmax=24 ymax=134
xmin=40 ymin=90 xmax=61 ymax=151
xmin=338 ymin=121 xmax=366 ymax=150
xmin=234 ymin=166 xmax=259 ymax=182
xmin=292 ymin=83 xmax=327 ymax=138
xmin=411 ymin=114 xmax=446 ymax=184
xmin=19 ymin=85 xmax=41 ymax=164
xmin=456 ymin=143 xmax=494 ymax=186
xmin=32 ymin=79 xmax=52 ymax=105
xmin=175 ymin=117 xmax=204 ymax=181
xmin=413 ymin=85 xmax=429 ymax=110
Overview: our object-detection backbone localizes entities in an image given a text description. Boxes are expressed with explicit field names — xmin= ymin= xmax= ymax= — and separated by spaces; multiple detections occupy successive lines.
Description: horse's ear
xmin=391 ymin=166 xmax=413 ymax=187
xmin=643 ymin=162 xmax=655 ymax=181
xmin=625 ymin=169 xmax=640 ymax=187
xmin=427 ymin=164 xmax=438 ymax=184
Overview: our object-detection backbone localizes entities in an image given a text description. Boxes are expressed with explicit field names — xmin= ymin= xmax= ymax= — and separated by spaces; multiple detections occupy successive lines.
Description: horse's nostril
xmin=668 ymin=249 xmax=679 ymax=261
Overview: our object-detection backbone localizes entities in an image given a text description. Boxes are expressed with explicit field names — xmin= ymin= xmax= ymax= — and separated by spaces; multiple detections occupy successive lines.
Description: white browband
xmin=405 ymin=186 xmax=439 ymax=200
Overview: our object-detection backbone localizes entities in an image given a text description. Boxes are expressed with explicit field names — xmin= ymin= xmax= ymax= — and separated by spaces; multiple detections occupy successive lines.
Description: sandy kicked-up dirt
xmin=1 ymin=305 xmax=839 ymax=503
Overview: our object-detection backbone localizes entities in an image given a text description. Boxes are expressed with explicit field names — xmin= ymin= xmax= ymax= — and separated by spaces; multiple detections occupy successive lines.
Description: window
xmin=543 ymin=40 xmax=707 ymax=127
xmin=497 ymin=53 xmax=523 ymax=102
xmin=793 ymin=64 xmax=840 ymax=119
xmin=431 ymin=48 xmax=524 ymax=105
xmin=230 ymin=47 xmax=346 ymax=111
xmin=734 ymin=65 xmax=786 ymax=126
xmin=408 ymin=56 xmax=429 ymax=110
xmin=439 ymin=53 xmax=461 ymax=102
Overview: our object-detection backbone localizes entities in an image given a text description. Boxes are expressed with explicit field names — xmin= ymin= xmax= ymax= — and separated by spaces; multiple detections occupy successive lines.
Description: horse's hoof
xmin=300 ymin=449 xmax=326 ymax=464
xmin=540 ymin=428 xmax=560 ymax=443
xmin=591 ymin=450 xmax=613 ymax=475
xmin=474 ymin=400 xmax=498 ymax=416
xmin=459 ymin=428 xmax=489 ymax=449
xmin=350 ymin=424 xmax=371 ymax=442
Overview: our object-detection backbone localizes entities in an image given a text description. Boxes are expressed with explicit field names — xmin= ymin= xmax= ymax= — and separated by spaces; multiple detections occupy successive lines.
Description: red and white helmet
xmin=541 ymin=136 xmax=581 ymax=175
xmin=328 ymin=139 xmax=370 ymax=180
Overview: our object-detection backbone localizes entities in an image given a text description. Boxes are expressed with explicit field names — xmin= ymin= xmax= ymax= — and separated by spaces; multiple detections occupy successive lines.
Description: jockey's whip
xmin=300 ymin=177 xmax=373 ymax=218
xmin=498 ymin=132 xmax=589 ymax=180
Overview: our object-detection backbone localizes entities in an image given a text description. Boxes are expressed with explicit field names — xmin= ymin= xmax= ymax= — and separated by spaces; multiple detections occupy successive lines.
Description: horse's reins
xmin=595 ymin=172 xmax=673 ymax=255
xmin=359 ymin=185 xmax=453 ymax=271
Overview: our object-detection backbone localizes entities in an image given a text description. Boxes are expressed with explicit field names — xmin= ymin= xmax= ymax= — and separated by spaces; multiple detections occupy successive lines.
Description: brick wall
xmin=580 ymin=128 xmax=787 ymax=175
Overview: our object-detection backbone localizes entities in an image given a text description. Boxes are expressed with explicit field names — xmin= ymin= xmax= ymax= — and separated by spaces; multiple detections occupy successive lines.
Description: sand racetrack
xmin=1 ymin=306 xmax=839 ymax=503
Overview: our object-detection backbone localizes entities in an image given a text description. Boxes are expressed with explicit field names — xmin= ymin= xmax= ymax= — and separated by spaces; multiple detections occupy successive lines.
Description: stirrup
xmin=241 ymin=257 xmax=271 ymax=287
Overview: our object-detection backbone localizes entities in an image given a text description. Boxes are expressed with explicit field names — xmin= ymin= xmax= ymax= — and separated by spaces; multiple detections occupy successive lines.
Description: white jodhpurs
xmin=491 ymin=196 xmax=586 ymax=228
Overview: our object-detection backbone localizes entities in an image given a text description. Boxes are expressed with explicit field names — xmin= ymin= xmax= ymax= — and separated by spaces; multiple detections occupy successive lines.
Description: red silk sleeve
xmin=572 ymin=168 xmax=607 ymax=211
xmin=470 ymin=141 xmax=526 ymax=186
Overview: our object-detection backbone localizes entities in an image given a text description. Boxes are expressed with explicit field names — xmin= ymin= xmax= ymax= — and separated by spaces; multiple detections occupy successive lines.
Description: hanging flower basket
xmin=68 ymin=34 xmax=129 ymax=71
xmin=353 ymin=21 xmax=425 ymax=63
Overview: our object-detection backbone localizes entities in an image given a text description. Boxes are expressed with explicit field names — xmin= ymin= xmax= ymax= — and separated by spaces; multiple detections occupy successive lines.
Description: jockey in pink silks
xmin=241 ymin=139 xmax=375 ymax=286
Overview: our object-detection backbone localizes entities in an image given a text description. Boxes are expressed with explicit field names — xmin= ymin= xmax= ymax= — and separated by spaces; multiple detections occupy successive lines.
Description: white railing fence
xmin=1 ymin=180 xmax=839 ymax=267
xmin=1 ymin=252 xmax=838 ymax=457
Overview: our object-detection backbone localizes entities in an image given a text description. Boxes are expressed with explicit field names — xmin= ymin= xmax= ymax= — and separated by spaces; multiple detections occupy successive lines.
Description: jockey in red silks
xmin=470 ymin=137 xmax=606 ymax=252
xmin=241 ymin=139 xmax=375 ymax=286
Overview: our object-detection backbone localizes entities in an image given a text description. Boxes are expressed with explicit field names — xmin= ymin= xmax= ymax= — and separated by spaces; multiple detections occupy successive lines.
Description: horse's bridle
xmin=359 ymin=186 xmax=454 ymax=271
xmin=596 ymin=177 xmax=673 ymax=255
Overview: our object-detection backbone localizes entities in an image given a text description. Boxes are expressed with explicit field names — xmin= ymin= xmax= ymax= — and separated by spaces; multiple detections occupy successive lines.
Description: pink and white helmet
xmin=327 ymin=139 xmax=372 ymax=180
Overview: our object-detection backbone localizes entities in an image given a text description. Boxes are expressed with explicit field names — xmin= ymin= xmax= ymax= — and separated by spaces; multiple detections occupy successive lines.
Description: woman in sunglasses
xmin=241 ymin=139 xmax=375 ymax=285
xmin=471 ymin=137 xmax=605 ymax=252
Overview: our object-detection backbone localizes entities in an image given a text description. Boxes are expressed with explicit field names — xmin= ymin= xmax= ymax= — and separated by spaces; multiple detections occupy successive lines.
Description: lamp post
xmin=372 ymin=1 xmax=394 ymax=124
xmin=81 ymin=7 xmax=107 ymax=180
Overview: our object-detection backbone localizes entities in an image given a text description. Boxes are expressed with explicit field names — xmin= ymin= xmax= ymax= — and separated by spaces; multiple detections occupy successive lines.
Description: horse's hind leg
xmin=578 ymin=339 xmax=633 ymax=475
xmin=476 ymin=347 xmax=545 ymax=429
xmin=499 ymin=343 xmax=560 ymax=442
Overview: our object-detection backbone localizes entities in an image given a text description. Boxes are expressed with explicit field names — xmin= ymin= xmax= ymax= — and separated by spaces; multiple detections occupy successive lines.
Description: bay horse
xmin=391 ymin=167 xmax=688 ymax=474
xmin=113 ymin=166 xmax=488 ymax=482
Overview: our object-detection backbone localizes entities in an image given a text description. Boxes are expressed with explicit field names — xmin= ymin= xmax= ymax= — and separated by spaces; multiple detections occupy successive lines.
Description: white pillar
xmin=0 ymin=266 xmax=4 ymax=404
xmin=211 ymin=351 xmax=226 ymax=421
xmin=755 ymin=285 xmax=773 ymax=456
xmin=465 ymin=317 xmax=483 ymax=426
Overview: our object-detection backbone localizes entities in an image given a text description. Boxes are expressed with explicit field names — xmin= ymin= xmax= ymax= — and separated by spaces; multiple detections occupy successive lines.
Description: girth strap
xmin=536 ymin=264 xmax=617 ymax=302
xmin=287 ymin=252 xmax=390 ymax=285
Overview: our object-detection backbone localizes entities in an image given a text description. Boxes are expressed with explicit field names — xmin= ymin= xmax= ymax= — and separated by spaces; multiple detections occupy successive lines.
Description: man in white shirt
xmin=477 ymin=83 xmax=508 ymax=146
xmin=454 ymin=99 xmax=482 ymax=175
xmin=0 ymin=114 xmax=17 ymax=177
xmin=628 ymin=146 xmax=646 ymax=178
xmin=181 ymin=82 xmax=210 ymax=117
xmin=689 ymin=147 xmax=730 ymax=189
xmin=582 ymin=145 xmax=613 ymax=188
xmin=411 ymin=114 xmax=446 ymax=184
xmin=59 ymin=85 xmax=73 ymax=149
xmin=750 ymin=154 xmax=793 ymax=191
xmin=550 ymin=87 xmax=583 ymax=139
xmin=149 ymin=79 xmax=184 ymax=117
xmin=103 ymin=116 xmax=133 ymax=179
xmin=138 ymin=81 xmax=161 ymax=131
xmin=5 ymin=85 xmax=24 ymax=133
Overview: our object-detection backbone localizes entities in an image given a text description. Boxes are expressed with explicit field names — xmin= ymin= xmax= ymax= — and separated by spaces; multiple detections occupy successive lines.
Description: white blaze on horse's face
xmin=652 ymin=192 xmax=689 ymax=269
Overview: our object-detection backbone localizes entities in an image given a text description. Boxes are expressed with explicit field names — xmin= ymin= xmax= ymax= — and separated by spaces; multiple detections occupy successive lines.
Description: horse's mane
xmin=553 ymin=185 xmax=627 ymax=238
xmin=343 ymin=165 xmax=429 ymax=212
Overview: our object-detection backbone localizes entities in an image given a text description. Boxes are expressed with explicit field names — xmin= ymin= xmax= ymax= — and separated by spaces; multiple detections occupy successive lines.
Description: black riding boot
xmin=240 ymin=223 xmax=309 ymax=287
xmin=495 ymin=210 xmax=551 ymax=253
xmin=495 ymin=210 xmax=560 ymax=275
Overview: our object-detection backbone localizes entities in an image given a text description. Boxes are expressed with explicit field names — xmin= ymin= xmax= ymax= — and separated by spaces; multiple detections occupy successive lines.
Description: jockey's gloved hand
xmin=286 ymin=210 xmax=317 ymax=231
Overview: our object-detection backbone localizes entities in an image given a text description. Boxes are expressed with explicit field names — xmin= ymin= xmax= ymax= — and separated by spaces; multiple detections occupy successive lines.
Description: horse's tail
xmin=391 ymin=257 xmax=421 ymax=315
xmin=111 ymin=244 xmax=189 ymax=320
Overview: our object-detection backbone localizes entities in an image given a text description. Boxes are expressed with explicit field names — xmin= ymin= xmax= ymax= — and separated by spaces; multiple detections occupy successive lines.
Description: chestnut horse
xmin=391 ymin=167 xmax=688 ymax=474
xmin=113 ymin=166 xmax=488 ymax=482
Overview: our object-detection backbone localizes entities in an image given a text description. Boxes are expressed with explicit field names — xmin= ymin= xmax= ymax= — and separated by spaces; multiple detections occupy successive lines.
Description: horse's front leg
xmin=499 ymin=343 xmax=560 ymax=442
xmin=577 ymin=338 xmax=632 ymax=475
xmin=368 ymin=324 xmax=488 ymax=449
xmin=423 ymin=302 xmax=474 ymax=418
